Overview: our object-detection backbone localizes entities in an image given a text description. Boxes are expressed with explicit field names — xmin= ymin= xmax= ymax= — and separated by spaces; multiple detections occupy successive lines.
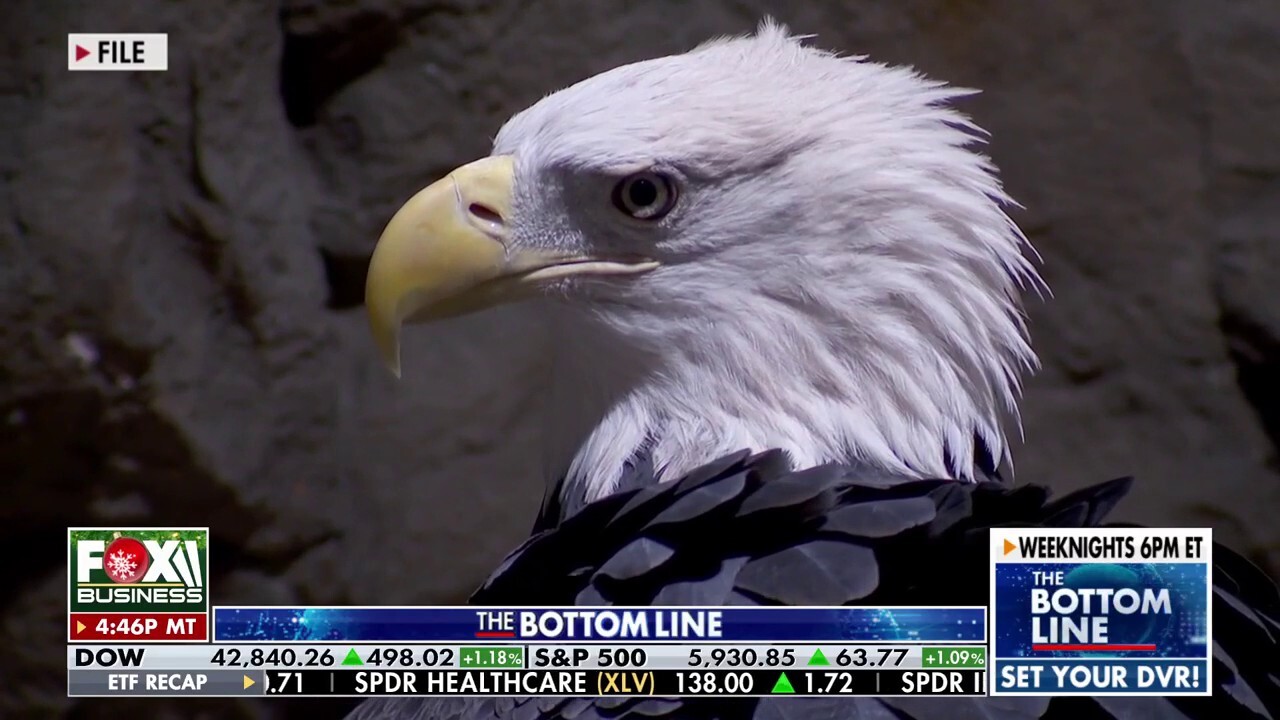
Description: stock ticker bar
xmin=278 ymin=666 xmax=986 ymax=696
xmin=69 ymin=658 xmax=986 ymax=697
xmin=67 ymin=606 xmax=989 ymax=698
xmin=69 ymin=642 xmax=986 ymax=670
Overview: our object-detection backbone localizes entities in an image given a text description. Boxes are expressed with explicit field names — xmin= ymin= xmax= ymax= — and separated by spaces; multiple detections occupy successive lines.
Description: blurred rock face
xmin=3 ymin=0 xmax=1278 ymax=716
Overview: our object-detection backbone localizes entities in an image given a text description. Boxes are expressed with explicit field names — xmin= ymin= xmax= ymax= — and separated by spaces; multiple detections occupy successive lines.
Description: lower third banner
xmin=989 ymin=527 xmax=1211 ymax=696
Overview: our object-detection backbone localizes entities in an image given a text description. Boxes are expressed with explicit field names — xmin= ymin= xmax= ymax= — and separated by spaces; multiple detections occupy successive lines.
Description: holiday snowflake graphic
xmin=107 ymin=549 xmax=138 ymax=580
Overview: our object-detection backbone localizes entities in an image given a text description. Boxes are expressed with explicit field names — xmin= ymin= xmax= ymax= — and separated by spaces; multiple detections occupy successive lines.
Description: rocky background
xmin=3 ymin=0 xmax=1278 ymax=717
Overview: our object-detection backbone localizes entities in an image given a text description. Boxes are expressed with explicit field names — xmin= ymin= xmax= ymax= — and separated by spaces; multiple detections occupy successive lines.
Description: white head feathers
xmin=492 ymin=21 xmax=1043 ymax=504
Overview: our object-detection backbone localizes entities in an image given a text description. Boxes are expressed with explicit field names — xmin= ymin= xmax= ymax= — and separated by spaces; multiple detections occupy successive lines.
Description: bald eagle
xmin=356 ymin=23 xmax=1279 ymax=720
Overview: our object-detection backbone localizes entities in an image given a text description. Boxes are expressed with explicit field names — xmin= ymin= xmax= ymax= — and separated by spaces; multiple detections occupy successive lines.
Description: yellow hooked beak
xmin=365 ymin=155 xmax=659 ymax=377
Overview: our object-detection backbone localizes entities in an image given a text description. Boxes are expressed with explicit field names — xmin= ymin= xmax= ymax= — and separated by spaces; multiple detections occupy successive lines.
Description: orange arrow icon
xmin=243 ymin=675 xmax=255 ymax=689
xmin=1003 ymin=539 xmax=1016 ymax=556
xmin=75 ymin=620 xmax=86 ymax=634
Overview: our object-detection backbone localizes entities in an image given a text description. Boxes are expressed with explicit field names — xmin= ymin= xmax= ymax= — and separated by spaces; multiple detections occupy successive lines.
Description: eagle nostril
xmin=467 ymin=202 xmax=504 ymax=226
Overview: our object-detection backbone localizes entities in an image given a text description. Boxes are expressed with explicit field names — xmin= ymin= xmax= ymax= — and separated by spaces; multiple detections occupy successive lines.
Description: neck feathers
xmin=546 ymin=255 xmax=1033 ymax=509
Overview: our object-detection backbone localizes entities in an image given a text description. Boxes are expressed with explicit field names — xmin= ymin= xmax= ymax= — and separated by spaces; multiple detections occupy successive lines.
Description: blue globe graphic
xmin=1059 ymin=564 xmax=1169 ymax=653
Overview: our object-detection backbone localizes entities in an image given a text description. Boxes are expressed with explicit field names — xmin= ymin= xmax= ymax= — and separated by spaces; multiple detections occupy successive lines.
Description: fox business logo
xmin=69 ymin=528 xmax=208 ymax=611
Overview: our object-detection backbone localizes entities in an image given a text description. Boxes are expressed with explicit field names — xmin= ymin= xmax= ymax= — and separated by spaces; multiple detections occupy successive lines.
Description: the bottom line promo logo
xmin=990 ymin=528 xmax=1211 ymax=696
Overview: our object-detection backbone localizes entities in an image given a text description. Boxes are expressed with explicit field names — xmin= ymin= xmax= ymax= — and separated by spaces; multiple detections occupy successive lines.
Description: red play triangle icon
xmin=75 ymin=45 xmax=90 ymax=61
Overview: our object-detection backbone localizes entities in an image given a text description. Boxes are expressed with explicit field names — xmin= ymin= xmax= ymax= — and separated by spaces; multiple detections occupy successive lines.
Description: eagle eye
xmin=611 ymin=172 xmax=677 ymax=220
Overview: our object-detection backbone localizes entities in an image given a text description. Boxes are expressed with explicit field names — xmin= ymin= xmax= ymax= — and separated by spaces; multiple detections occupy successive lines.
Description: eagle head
xmin=366 ymin=21 xmax=1042 ymax=504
